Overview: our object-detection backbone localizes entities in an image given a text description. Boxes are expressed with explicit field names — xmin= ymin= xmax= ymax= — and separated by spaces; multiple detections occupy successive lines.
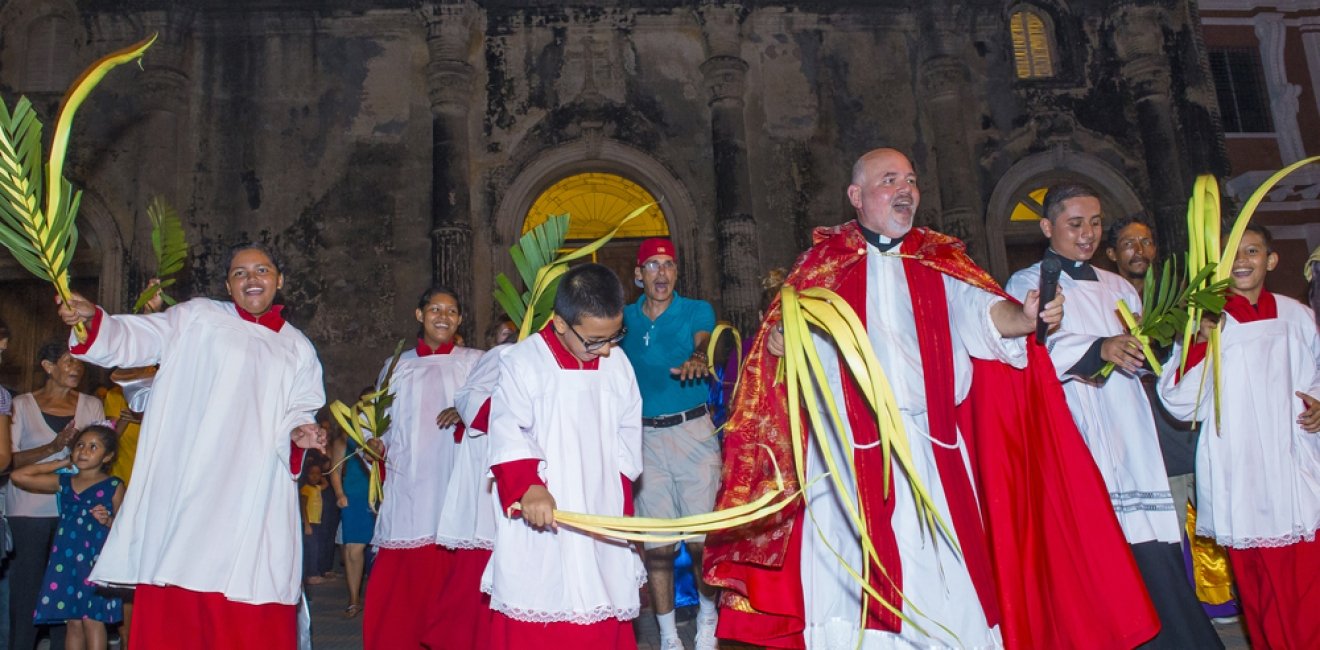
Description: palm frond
xmin=133 ymin=196 xmax=189 ymax=312
xmin=0 ymin=34 xmax=156 ymax=341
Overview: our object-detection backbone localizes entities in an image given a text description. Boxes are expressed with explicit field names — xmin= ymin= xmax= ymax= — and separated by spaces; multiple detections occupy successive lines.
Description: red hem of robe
xmin=1228 ymin=537 xmax=1320 ymax=650
xmin=487 ymin=610 xmax=636 ymax=649
xmin=363 ymin=545 xmax=456 ymax=650
xmin=423 ymin=548 xmax=494 ymax=650
xmin=129 ymin=584 xmax=295 ymax=650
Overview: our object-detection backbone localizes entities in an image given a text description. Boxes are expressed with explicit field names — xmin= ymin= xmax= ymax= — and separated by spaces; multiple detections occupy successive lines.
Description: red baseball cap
xmin=636 ymin=238 xmax=676 ymax=265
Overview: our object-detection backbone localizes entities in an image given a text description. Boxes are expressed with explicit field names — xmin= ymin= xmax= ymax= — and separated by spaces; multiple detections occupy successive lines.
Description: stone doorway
xmin=521 ymin=172 xmax=673 ymax=306
xmin=986 ymin=149 xmax=1147 ymax=281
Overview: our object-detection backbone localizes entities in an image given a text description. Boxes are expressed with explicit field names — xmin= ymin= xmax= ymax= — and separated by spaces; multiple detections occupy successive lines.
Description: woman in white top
xmin=8 ymin=339 xmax=105 ymax=650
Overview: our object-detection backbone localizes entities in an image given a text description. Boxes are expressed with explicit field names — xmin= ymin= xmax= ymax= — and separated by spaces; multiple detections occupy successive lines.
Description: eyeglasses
xmin=641 ymin=260 xmax=676 ymax=273
xmin=567 ymin=324 xmax=628 ymax=352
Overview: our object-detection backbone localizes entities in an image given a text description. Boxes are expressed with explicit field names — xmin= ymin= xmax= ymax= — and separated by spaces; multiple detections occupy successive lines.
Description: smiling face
xmin=553 ymin=312 xmax=624 ymax=363
xmin=1229 ymin=230 xmax=1278 ymax=303
xmin=1041 ymin=196 xmax=1104 ymax=262
xmin=416 ymin=292 xmax=462 ymax=348
xmin=847 ymin=149 xmax=920 ymax=239
xmin=42 ymin=353 xmax=84 ymax=390
xmin=635 ymin=254 xmax=677 ymax=305
xmin=1106 ymin=222 xmax=1157 ymax=281
xmin=225 ymin=248 xmax=283 ymax=317
xmin=71 ymin=430 xmax=114 ymax=472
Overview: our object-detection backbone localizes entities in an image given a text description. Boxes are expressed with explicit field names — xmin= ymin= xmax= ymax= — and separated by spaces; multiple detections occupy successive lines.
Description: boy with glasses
xmin=484 ymin=263 xmax=645 ymax=647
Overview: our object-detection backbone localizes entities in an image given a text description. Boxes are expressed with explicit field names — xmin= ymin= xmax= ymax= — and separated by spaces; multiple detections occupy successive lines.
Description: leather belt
xmin=641 ymin=404 xmax=709 ymax=429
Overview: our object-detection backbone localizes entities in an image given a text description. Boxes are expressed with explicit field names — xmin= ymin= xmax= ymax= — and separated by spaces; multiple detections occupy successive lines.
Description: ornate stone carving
xmin=700 ymin=55 xmax=748 ymax=106
xmin=921 ymin=56 xmax=965 ymax=101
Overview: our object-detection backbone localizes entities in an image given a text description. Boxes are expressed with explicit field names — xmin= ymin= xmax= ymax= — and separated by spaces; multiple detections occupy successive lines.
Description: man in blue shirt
xmin=621 ymin=238 xmax=720 ymax=650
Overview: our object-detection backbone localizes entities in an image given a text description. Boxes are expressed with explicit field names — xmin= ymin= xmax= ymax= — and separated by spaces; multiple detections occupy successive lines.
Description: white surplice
xmin=800 ymin=246 xmax=1025 ymax=650
xmin=1159 ymin=295 xmax=1320 ymax=549
xmin=1006 ymin=262 xmax=1179 ymax=545
xmin=71 ymin=298 xmax=324 ymax=605
xmin=436 ymin=343 xmax=510 ymax=550
xmin=481 ymin=334 xmax=646 ymax=624
xmin=371 ymin=346 xmax=483 ymax=549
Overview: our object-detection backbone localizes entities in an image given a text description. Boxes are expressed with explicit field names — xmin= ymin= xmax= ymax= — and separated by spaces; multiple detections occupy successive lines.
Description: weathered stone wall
xmin=0 ymin=0 xmax=1227 ymax=400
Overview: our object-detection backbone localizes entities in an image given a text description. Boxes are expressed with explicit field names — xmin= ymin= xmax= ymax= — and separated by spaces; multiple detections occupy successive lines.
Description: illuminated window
xmin=1010 ymin=187 xmax=1048 ymax=222
xmin=524 ymin=172 xmax=669 ymax=242
xmin=1010 ymin=8 xmax=1055 ymax=80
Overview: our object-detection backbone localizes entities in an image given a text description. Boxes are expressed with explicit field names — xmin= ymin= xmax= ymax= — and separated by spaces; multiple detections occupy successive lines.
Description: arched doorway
xmin=986 ymin=149 xmax=1147 ymax=280
xmin=487 ymin=138 xmax=711 ymax=340
xmin=522 ymin=172 xmax=670 ymax=303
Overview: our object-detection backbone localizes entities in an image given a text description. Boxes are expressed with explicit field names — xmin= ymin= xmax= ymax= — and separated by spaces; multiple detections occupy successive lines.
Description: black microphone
xmin=1036 ymin=256 xmax=1062 ymax=344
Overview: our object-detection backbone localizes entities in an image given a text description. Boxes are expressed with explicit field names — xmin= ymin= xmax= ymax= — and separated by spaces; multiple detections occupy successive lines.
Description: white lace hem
xmin=374 ymin=536 xmax=436 ymax=550
xmin=436 ymin=535 xmax=494 ymax=551
xmin=487 ymin=597 xmax=639 ymax=624
xmin=1199 ymin=526 xmax=1320 ymax=549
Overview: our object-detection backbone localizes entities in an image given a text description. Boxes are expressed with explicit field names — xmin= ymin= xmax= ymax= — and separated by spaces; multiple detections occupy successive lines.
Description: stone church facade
xmin=0 ymin=0 xmax=1226 ymax=397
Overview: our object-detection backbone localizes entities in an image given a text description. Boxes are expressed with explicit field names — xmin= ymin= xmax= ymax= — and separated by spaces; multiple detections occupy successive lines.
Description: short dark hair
xmin=553 ymin=263 xmax=624 ymax=325
xmin=225 ymin=242 xmax=282 ymax=274
xmin=416 ymin=286 xmax=463 ymax=314
xmin=77 ymin=424 xmax=119 ymax=470
xmin=486 ymin=317 xmax=516 ymax=347
xmin=1042 ymin=182 xmax=1101 ymax=221
xmin=1239 ymin=223 xmax=1275 ymax=252
xmin=1105 ymin=214 xmax=1156 ymax=251
xmin=37 ymin=339 xmax=70 ymax=367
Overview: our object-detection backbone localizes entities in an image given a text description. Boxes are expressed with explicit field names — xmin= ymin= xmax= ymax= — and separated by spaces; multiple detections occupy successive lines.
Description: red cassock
xmin=704 ymin=222 xmax=1160 ymax=649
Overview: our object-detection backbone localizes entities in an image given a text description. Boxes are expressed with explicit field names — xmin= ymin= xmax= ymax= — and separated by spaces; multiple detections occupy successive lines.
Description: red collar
xmin=236 ymin=304 xmax=286 ymax=332
xmin=1224 ymin=291 xmax=1278 ymax=323
xmin=538 ymin=323 xmax=599 ymax=370
xmin=416 ymin=338 xmax=456 ymax=357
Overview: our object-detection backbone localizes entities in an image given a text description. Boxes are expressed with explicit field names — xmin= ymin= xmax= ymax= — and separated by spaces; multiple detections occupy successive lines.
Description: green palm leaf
xmin=133 ymin=196 xmax=189 ymax=312
xmin=0 ymin=35 xmax=156 ymax=340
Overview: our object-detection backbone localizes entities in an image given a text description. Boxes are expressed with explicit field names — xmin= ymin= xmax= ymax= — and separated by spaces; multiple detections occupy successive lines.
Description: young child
xmin=300 ymin=463 xmax=328 ymax=586
xmin=1160 ymin=224 xmax=1320 ymax=648
xmin=484 ymin=263 xmax=644 ymax=648
xmin=362 ymin=286 xmax=484 ymax=649
xmin=12 ymin=424 xmax=125 ymax=650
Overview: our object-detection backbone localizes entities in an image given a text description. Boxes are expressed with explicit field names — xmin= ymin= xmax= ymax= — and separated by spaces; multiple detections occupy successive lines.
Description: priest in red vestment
xmin=704 ymin=148 xmax=1160 ymax=649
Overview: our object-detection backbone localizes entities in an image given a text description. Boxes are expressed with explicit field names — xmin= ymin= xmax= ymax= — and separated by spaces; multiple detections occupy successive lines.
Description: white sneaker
xmin=695 ymin=610 xmax=719 ymax=650
xmin=660 ymin=636 xmax=686 ymax=650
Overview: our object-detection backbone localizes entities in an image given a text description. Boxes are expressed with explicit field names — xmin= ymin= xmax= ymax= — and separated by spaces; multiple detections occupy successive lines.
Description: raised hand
xmin=291 ymin=423 xmax=327 ymax=453
xmin=56 ymin=291 xmax=96 ymax=326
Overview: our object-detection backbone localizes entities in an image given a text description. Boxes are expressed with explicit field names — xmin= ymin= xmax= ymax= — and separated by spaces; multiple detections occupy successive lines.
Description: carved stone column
xmin=425 ymin=2 xmax=477 ymax=307
xmin=699 ymin=3 xmax=760 ymax=333
xmin=1255 ymin=13 xmax=1306 ymax=164
xmin=919 ymin=51 xmax=988 ymax=262
xmin=1114 ymin=6 xmax=1187 ymax=247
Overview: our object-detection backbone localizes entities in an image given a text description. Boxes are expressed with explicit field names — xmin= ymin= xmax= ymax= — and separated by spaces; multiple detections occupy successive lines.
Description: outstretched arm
xmin=11 ymin=458 xmax=71 ymax=494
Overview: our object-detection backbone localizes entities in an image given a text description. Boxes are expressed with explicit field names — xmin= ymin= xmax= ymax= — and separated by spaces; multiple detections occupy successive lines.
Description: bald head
xmin=847 ymin=148 xmax=920 ymax=238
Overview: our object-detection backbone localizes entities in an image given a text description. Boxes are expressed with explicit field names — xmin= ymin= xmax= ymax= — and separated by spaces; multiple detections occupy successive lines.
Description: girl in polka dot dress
xmin=12 ymin=423 xmax=124 ymax=649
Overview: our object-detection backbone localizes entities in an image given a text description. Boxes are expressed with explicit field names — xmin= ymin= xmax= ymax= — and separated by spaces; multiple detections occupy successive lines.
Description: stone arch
xmin=0 ymin=0 xmax=84 ymax=94
xmin=74 ymin=190 xmax=127 ymax=310
xmin=985 ymin=147 xmax=1146 ymax=279
xmin=490 ymin=137 xmax=712 ymax=305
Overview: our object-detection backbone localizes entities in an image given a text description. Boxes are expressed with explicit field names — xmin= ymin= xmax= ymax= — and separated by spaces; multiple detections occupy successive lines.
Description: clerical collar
xmin=858 ymin=223 xmax=905 ymax=252
xmin=1044 ymin=248 xmax=1098 ymax=282
xmin=416 ymin=338 xmax=456 ymax=357
xmin=235 ymin=304 xmax=286 ymax=332
xmin=538 ymin=323 xmax=600 ymax=370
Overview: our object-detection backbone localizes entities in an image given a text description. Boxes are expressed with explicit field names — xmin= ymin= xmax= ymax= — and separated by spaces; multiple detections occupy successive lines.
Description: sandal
xmin=343 ymin=603 xmax=362 ymax=619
